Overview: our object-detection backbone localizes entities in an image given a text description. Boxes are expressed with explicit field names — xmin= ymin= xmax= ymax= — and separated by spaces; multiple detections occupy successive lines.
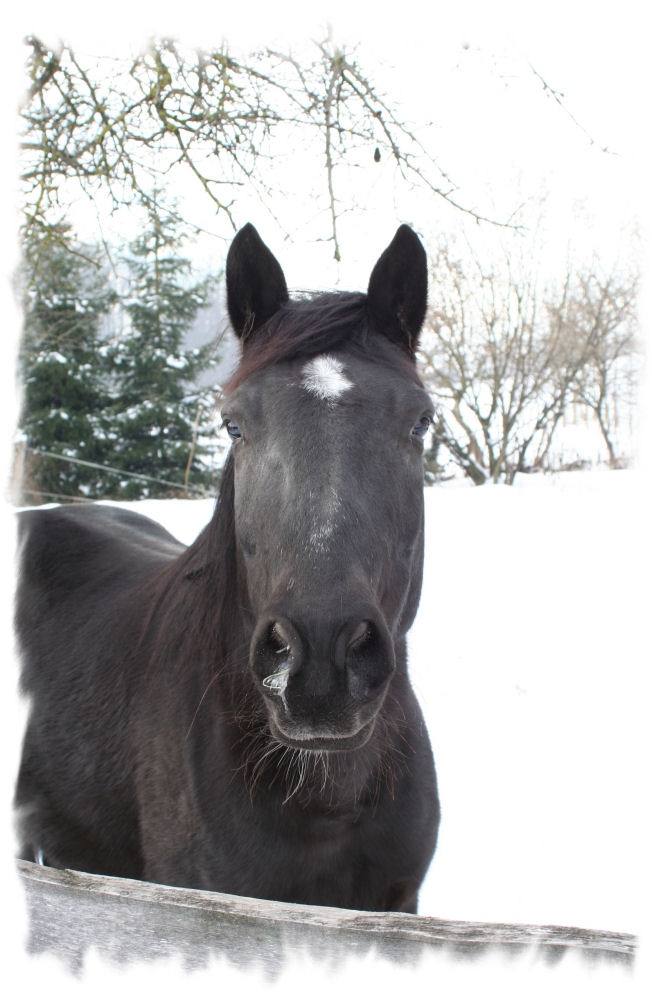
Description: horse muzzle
xmin=249 ymin=606 xmax=396 ymax=749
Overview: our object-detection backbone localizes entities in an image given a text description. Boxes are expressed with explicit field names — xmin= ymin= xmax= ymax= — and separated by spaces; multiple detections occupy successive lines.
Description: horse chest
xmin=285 ymin=809 xmax=362 ymax=857
xmin=232 ymin=804 xmax=371 ymax=908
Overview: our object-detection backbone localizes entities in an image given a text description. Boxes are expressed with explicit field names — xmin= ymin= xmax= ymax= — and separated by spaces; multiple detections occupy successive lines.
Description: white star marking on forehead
xmin=301 ymin=354 xmax=353 ymax=401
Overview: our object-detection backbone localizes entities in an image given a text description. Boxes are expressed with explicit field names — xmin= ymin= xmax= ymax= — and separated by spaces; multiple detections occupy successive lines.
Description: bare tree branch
xmin=528 ymin=63 xmax=616 ymax=156
xmin=21 ymin=35 xmax=518 ymax=270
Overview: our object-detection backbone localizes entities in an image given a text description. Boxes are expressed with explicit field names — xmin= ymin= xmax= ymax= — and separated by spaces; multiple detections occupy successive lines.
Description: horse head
xmin=222 ymin=224 xmax=432 ymax=751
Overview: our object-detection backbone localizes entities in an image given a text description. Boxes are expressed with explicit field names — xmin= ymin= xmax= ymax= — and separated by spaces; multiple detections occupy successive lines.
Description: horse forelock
xmin=224 ymin=291 xmax=422 ymax=394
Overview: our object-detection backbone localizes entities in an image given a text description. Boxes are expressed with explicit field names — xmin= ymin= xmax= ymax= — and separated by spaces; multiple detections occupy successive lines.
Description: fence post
xmin=11 ymin=440 xmax=26 ymax=505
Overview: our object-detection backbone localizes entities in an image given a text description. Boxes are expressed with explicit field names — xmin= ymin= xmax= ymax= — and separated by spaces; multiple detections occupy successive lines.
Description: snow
xmin=412 ymin=468 xmax=647 ymax=935
xmin=44 ymin=351 xmax=68 ymax=365
xmin=106 ymin=467 xmax=649 ymax=940
xmin=96 ymin=496 xmax=217 ymax=541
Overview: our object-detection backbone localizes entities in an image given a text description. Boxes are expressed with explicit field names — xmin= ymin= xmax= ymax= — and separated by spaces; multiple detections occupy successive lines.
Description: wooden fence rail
xmin=17 ymin=860 xmax=637 ymax=976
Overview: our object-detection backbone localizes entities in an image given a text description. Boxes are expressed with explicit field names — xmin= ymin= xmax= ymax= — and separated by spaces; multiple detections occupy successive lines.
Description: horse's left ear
xmin=366 ymin=225 xmax=428 ymax=354
xmin=226 ymin=223 xmax=289 ymax=339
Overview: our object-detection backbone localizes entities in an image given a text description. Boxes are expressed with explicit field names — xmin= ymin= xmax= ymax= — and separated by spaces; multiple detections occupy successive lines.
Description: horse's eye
xmin=411 ymin=415 xmax=432 ymax=440
xmin=223 ymin=418 xmax=242 ymax=441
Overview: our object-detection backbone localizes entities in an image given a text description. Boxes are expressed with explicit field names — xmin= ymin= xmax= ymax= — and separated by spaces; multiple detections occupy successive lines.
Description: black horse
xmin=15 ymin=224 xmax=440 ymax=914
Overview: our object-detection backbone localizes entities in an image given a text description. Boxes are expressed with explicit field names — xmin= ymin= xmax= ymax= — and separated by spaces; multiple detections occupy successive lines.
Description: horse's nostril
xmin=260 ymin=622 xmax=293 ymax=690
xmin=251 ymin=618 xmax=299 ymax=694
xmin=347 ymin=619 xmax=374 ymax=652
xmin=344 ymin=617 xmax=394 ymax=699
xmin=269 ymin=621 xmax=292 ymax=656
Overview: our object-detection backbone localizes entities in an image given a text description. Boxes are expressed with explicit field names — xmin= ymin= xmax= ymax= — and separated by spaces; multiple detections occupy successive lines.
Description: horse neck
xmin=144 ymin=454 xmax=243 ymax=684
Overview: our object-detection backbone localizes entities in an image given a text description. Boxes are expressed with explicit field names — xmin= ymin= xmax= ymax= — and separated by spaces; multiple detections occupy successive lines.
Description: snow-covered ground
xmin=413 ymin=468 xmax=647 ymax=936
xmin=96 ymin=467 xmax=648 ymax=938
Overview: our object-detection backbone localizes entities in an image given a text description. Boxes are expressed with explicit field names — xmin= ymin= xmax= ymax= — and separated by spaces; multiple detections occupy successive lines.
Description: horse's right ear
xmin=226 ymin=224 xmax=289 ymax=339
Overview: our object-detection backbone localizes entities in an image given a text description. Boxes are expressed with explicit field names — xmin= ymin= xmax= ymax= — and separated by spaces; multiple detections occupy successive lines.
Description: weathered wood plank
xmin=17 ymin=860 xmax=636 ymax=975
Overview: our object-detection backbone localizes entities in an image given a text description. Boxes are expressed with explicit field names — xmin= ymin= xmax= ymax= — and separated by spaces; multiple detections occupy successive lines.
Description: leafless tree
xmin=419 ymin=241 xmax=640 ymax=483
xmin=560 ymin=268 xmax=639 ymax=466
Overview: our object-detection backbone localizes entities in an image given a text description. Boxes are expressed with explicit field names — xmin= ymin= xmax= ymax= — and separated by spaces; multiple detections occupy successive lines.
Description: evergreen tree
xmin=109 ymin=206 xmax=218 ymax=499
xmin=18 ymin=224 xmax=117 ymax=501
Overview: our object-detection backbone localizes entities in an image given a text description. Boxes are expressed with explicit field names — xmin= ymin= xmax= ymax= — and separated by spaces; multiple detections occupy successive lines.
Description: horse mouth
xmin=268 ymin=716 xmax=376 ymax=752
